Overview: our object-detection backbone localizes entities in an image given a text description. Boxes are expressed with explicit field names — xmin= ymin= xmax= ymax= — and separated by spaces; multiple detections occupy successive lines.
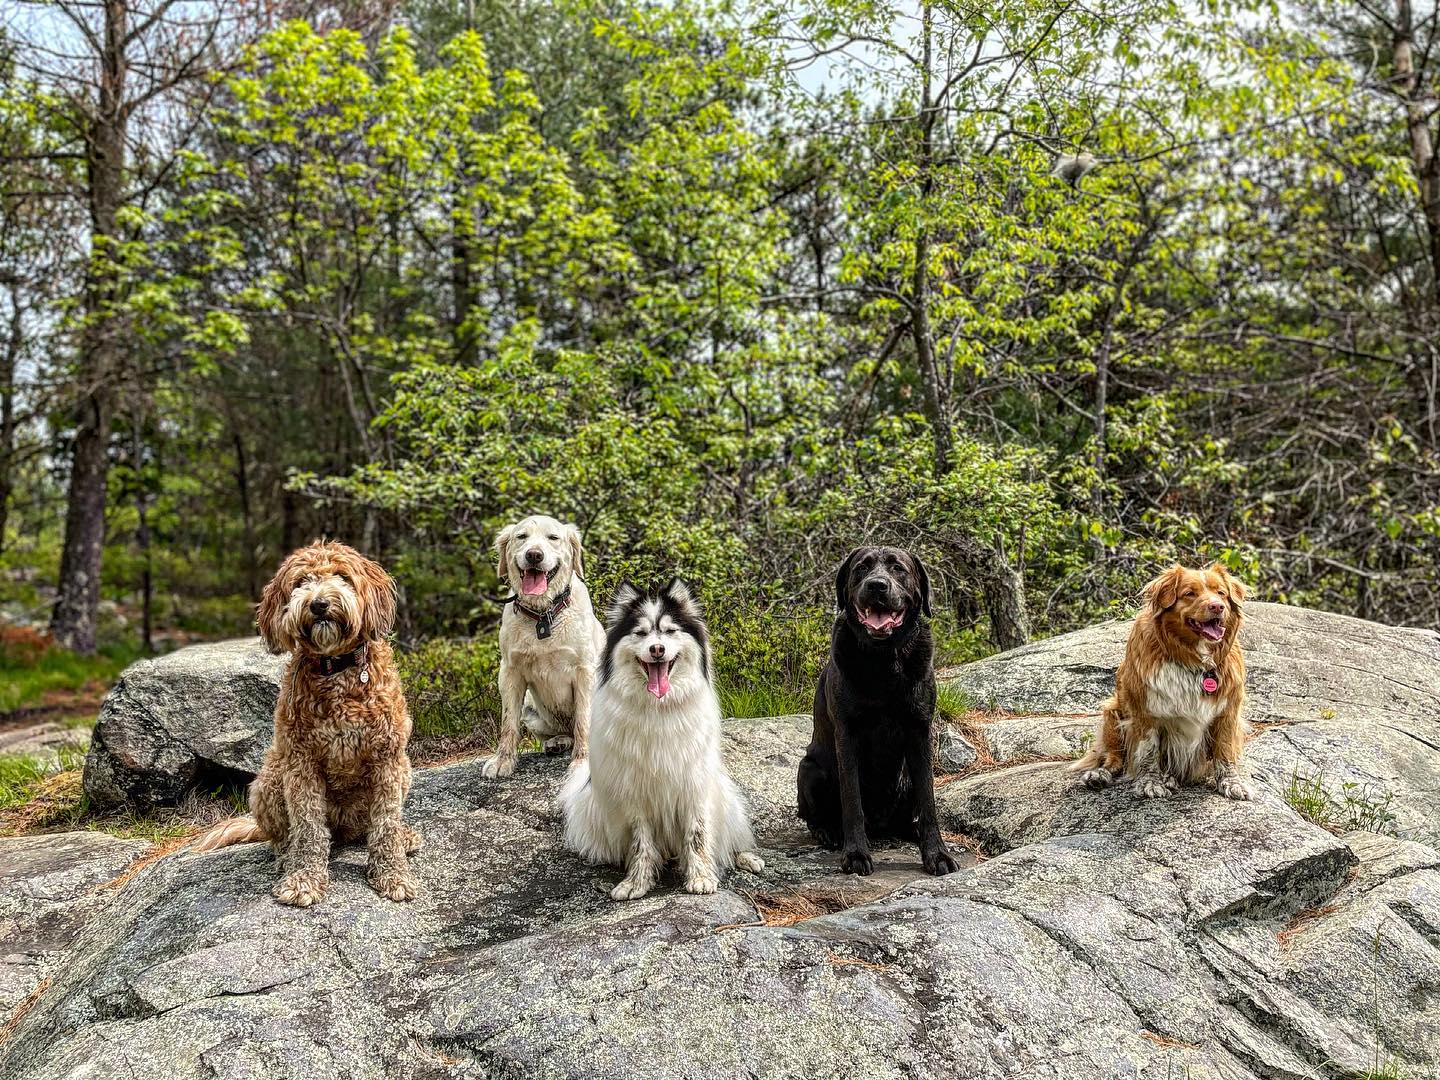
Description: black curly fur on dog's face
xmin=834 ymin=545 xmax=933 ymax=643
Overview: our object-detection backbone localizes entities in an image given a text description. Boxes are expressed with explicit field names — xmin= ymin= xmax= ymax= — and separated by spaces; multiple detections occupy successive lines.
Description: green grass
xmin=1284 ymin=770 xmax=1399 ymax=836
xmin=0 ymin=746 xmax=87 ymax=810
xmin=935 ymin=683 xmax=971 ymax=725
xmin=719 ymin=682 xmax=812 ymax=719
xmin=0 ymin=641 xmax=142 ymax=714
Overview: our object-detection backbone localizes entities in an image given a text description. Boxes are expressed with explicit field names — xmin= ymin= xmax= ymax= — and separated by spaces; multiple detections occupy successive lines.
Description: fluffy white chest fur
xmin=559 ymin=682 xmax=756 ymax=868
xmin=1141 ymin=661 xmax=1230 ymax=780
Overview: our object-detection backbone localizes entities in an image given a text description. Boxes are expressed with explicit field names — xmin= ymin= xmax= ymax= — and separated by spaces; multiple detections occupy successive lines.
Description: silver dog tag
xmin=359 ymin=668 xmax=370 ymax=684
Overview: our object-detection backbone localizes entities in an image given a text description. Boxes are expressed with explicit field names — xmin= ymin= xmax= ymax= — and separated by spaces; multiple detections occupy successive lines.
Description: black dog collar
xmin=309 ymin=645 xmax=368 ymax=683
xmin=507 ymin=585 xmax=572 ymax=640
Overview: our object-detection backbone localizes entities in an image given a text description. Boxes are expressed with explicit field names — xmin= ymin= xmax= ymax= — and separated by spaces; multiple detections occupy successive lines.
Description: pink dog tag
xmin=1202 ymin=672 xmax=1219 ymax=694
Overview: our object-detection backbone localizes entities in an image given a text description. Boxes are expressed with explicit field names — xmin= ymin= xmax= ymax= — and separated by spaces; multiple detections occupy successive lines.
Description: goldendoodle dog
xmin=193 ymin=540 xmax=420 ymax=907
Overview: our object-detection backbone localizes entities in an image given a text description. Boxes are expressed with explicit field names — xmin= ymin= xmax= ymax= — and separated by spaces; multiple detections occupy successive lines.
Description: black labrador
xmin=797 ymin=545 xmax=957 ymax=877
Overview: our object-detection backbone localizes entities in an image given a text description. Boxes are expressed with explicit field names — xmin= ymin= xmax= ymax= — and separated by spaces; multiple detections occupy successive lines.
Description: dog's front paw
xmin=1135 ymin=776 xmax=1175 ymax=799
xmin=1081 ymin=766 xmax=1115 ymax=790
xmin=275 ymin=869 xmax=328 ymax=907
xmin=481 ymin=753 xmax=516 ymax=780
xmin=401 ymin=825 xmax=423 ymax=854
xmin=542 ymin=735 xmax=573 ymax=756
xmin=683 ymin=869 xmax=719 ymax=895
xmin=841 ymin=847 xmax=873 ymax=876
xmin=1217 ymin=774 xmax=1254 ymax=801
xmin=923 ymin=846 xmax=958 ymax=876
xmin=369 ymin=870 xmax=418 ymax=902
xmin=610 ymin=876 xmax=653 ymax=902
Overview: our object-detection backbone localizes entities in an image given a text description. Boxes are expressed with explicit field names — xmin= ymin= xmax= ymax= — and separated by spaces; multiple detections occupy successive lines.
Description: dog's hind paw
xmin=1135 ymin=776 xmax=1175 ymax=799
xmin=610 ymin=877 xmax=653 ymax=902
xmin=370 ymin=870 xmax=418 ymax=902
xmin=275 ymin=869 xmax=328 ymax=908
xmin=1217 ymin=775 xmax=1254 ymax=801
xmin=481 ymin=754 xmax=516 ymax=780
xmin=1081 ymin=766 xmax=1115 ymax=790
xmin=735 ymin=851 xmax=765 ymax=873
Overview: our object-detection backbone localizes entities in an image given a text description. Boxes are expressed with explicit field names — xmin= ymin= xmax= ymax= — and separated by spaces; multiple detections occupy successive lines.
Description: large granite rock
xmin=946 ymin=601 xmax=1440 ymax=841
xmin=0 ymin=832 xmax=150 ymax=1017
xmin=82 ymin=639 xmax=283 ymax=812
xmin=4 ymin=605 xmax=1437 ymax=1078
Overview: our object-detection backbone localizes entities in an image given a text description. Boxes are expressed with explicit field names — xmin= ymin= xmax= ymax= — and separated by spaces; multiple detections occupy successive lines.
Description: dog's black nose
xmin=309 ymin=597 xmax=330 ymax=617
xmin=865 ymin=577 xmax=890 ymax=594
xmin=525 ymin=548 xmax=544 ymax=566
xmin=648 ymin=643 xmax=666 ymax=660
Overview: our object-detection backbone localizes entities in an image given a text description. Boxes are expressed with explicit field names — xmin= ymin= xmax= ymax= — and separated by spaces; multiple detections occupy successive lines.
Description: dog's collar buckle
xmin=311 ymin=645 xmax=366 ymax=681
xmin=1201 ymin=669 xmax=1219 ymax=695
xmin=509 ymin=585 xmax=572 ymax=640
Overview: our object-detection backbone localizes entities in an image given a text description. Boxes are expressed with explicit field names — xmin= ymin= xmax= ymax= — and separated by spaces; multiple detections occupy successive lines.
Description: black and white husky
xmin=559 ymin=579 xmax=764 ymax=900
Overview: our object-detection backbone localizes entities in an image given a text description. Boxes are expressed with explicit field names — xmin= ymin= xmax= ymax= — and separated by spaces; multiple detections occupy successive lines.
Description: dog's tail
xmin=190 ymin=815 xmax=266 ymax=853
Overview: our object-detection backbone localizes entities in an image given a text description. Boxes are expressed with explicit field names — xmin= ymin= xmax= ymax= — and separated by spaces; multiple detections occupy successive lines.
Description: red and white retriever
xmin=1072 ymin=563 xmax=1252 ymax=800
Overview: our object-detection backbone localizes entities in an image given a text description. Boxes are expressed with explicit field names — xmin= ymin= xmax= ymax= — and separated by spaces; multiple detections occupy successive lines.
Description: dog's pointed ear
xmin=256 ymin=558 xmax=292 ymax=655
xmin=566 ymin=524 xmax=585 ymax=579
xmin=1209 ymin=561 xmax=1247 ymax=610
xmin=663 ymin=576 xmax=701 ymax=616
xmin=911 ymin=552 xmax=933 ymax=618
xmin=354 ymin=552 xmax=397 ymax=640
xmin=834 ymin=549 xmax=862 ymax=613
xmin=1143 ymin=565 xmax=1184 ymax=612
xmin=607 ymin=581 xmax=643 ymax=628
xmin=494 ymin=523 xmax=516 ymax=582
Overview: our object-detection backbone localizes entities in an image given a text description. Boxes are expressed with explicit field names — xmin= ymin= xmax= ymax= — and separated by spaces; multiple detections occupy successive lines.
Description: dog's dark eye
xmin=1183 ymin=589 xmax=1195 ymax=597
xmin=548 ymin=534 xmax=560 ymax=541
xmin=515 ymin=533 xmax=527 ymax=540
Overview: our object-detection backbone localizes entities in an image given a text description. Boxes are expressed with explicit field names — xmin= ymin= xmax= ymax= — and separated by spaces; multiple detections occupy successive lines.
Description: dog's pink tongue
xmin=521 ymin=569 xmax=547 ymax=596
xmin=1201 ymin=621 xmax=1226 ymax=641
xmin=860 ymin=609 xmax=903 ymax=632
xmin=644 ymin=661 xmax=670 ymax=699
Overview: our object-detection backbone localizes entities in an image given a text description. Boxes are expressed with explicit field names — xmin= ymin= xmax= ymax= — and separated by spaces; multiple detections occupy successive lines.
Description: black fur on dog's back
xmin=796 ymin=545 xmax=957 ymax=877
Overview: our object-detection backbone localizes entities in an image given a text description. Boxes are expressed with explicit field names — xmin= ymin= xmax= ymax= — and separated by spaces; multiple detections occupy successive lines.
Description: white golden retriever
xmin=484 ymin=514 xmax=606 ymax=779
xmin=559 ymin=579 xmax=764 ymax=900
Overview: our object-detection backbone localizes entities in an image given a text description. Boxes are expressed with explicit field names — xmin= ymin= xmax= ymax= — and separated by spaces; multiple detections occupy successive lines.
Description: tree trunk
xmin=940 ymin=532 xmax=1031 ymax=650
xmin=233 ymin=430 xmax=258 ymax=599
xmin=51 ymin=0 xmax=128 ymax=654
xmin=910 ymin=1 xmax=953 ymax=476
xmin=0 ymin=286 xmax=20 ymax=554
xmin=1395 ymin=0 xmax=1440 ymax=308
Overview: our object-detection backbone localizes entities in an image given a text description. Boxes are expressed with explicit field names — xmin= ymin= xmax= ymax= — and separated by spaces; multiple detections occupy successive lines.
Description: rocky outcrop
xmin=81 ymin=639 xmax=283 ymax=812
xmin=0 ymin=832 xmax=149 ymax=1018
xmin=3 ymin=604 xmax=1437 ymax=1078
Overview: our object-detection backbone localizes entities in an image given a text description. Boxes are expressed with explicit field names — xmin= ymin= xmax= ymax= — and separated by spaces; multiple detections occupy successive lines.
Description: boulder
xmin=2 ymin=711 xmax=1436 ymax=1078
xmin=947 ymin=601 xmax=1440 ymax=840
xmin=82 ymin=639 xmax=283 ymax=812
xmin=4 ymin=604 xmax=1438 ymax=1079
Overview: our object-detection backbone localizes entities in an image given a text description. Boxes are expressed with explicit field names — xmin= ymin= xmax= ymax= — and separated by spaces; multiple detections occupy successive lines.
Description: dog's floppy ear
xmin=607 ymin=581 xmax=643 ymax=628
xmin=911 ymin=552 xmax=934 ymax=618
xmin=566 ymin=523 xmax=585 ymax=578
xmin=494 ymin=523 xmax=516 ymax=582
xmin=1143 ymin=565 xmax=1184 ymax=612
xmin=256 ymin=558 xmax=293 ymax=655
xmin=353 ymin=551 xmax=398 ymax=640
xmin=1209 ymin=561 xmax=1247 ymax=611
xmin=834 ymin=548 xmax=862 ymax=613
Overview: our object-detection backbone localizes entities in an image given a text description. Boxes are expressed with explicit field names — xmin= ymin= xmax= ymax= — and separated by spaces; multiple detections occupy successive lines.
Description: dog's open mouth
xmin=520 ymin=566 xmax=557 ymax=597
xmin=641 ymin=659 xmax=676 ymax=699
xmin=857 ymin=606 xmax=906 ymax=637
xmin=1186 ymin=617 xmax=1226 ymax=642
